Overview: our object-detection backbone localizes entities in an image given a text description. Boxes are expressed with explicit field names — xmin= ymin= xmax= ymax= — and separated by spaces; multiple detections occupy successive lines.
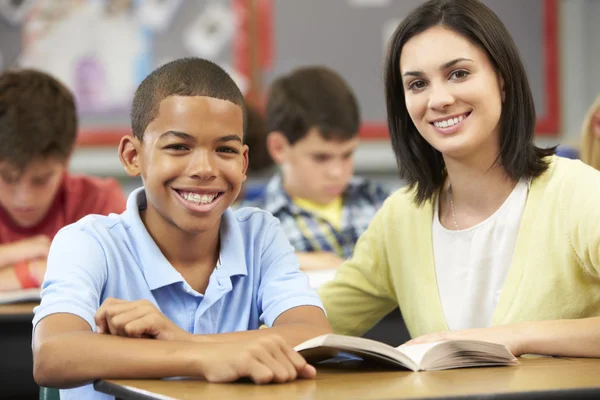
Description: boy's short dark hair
xmin=385 ymin=0 xmax=555 ymax=205
xmin=0 ymin=69 xmax=77 ymax=170
xmin=131 ymin=57 xmax=246 ymax=140
xmin=266 ymin=66 xmax=360 ymax=145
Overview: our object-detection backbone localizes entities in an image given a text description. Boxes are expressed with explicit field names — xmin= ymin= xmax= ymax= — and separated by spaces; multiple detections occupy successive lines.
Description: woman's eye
xmin=408 ymin=80 xmax=427 ymax=91
xmin=450 ymin=70 xmax=470 ymax=80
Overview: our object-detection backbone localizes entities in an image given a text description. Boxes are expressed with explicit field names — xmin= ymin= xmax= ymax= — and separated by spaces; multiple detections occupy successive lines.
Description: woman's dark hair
xmin=385 ymin=0 xmax=555 ymax=205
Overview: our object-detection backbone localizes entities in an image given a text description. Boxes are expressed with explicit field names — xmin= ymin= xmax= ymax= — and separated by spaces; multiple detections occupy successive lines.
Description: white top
xmin=432 ymin=180 xmax=529 ymax=331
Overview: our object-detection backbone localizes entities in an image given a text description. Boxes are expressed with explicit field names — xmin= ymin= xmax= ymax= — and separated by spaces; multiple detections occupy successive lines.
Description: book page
xmin=0 ymin=288 xmax=41 ymax=305
xmin=395 ymin=341 xmax=444 ymax=367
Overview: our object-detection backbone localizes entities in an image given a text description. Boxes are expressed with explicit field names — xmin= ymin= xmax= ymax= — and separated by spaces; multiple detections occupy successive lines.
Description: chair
xmin=39 ymin=386 xmax=60 ymax=400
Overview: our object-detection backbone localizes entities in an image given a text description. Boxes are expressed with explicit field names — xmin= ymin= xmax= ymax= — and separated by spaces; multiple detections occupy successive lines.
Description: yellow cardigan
xmin=319 ymin=156 xmax=600 ymax=338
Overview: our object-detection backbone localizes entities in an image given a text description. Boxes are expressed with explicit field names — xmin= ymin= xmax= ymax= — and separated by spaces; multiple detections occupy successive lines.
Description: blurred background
xmin=0 ymin=0 xmax=599 ymax=194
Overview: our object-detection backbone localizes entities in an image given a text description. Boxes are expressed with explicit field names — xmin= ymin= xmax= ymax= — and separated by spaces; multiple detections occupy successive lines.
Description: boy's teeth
xmin=434 ymin=114 xmax=465 ymax=128
xmin=180 ymin=191 xmax=218 ymax=204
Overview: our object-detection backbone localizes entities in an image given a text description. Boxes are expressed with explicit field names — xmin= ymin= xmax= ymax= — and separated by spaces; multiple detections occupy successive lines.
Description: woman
xmin=580 ymin=94 xmax=600 ymax=170
xmin=319 ymin=0 xmax=600 ymax=357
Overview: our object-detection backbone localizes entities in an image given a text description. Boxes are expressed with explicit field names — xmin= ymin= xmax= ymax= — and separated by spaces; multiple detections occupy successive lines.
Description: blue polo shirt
xmin=33 ymin=188 xmax=324 ymax=400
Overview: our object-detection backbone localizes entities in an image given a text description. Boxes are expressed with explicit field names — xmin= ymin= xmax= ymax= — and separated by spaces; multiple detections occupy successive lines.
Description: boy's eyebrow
xmin=216 ymin=135 xmax=242 ymax=143
xmin=158 ymin=131 xmax=195 ymax=141
xmin=402 ymin=58 xmax=473 ymax=77
xmin=32 ymin=171 xmax=55 ymax=179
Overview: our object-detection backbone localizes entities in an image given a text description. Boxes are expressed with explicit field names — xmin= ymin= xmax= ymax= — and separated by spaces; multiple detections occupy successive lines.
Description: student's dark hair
xmin=131 ymin=57 xmax=246 ymax=140
xmin=245 ymin=104 xmax=274 ymax=173
xmin=0 ymin=69 xmax=77 ymax=170
xmin=266 ymin=66 xmax=360 ymax=145
xmin=385 ymin=0 xmax=556 ymax=205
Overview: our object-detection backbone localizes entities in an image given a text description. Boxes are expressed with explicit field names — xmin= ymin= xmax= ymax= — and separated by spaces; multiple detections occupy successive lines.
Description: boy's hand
xmin=18 ymin=235 xmax=51 ymax=259
xmin=95 ymin=298 xmax=192 ymax=341
xmin=199 ymin=335 xmax=316 ymax=384
xmin=28 ymin=258 xmax=47 ymax=284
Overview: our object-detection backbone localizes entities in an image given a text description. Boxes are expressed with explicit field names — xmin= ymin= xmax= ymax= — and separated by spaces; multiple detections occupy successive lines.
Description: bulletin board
xmin=260 ymin=0 xmax=559 ymax=139
xmin=0 ymin=0 xmax=256 ymax=146
xmin=0 ymin=0 xmax=558 ymax=146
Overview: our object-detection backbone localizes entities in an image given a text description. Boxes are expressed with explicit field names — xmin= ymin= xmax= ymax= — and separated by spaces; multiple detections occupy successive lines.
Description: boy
xmin=32 ymin=58 xmax=330 ymax=399
xmin=0 ymin=69 xmax=126 ymax=292
xmin=245 ymin=67 xmax=390 ymax=270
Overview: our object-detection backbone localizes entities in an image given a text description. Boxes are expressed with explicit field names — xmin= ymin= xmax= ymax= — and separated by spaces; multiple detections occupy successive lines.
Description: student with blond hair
xmin=580 ymin=94 xmax=600 ymax=170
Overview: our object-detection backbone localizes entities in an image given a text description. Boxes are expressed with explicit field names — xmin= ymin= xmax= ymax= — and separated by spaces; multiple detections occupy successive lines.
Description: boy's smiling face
xmin=122 ymin=95 xmax=247 ymax=236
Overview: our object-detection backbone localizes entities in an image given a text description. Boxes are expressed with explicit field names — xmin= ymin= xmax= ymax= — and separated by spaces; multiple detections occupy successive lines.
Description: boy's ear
xmin=118 ymin=135 xmax=142 ymax=177
xmin=266 ymin=131 xmax=290 ymax=164
xmin=241 ymin=144 xmax=249 ymax=182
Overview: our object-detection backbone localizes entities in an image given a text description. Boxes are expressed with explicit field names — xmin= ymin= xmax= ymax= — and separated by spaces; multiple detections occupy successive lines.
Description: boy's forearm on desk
xmin=191 ymin=322 xmax=332 ymax=347
xmin=33 ymin=331 xmax=202 ymax=388
xmin=0 ymin=264 xmax=20 ymax=291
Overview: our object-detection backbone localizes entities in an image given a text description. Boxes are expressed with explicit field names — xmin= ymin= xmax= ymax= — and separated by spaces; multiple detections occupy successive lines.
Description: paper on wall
xmin=19 ymin=0 xmax=151 ymax=113
xmin=136 ymin=0 xmax=184 ymax=32
xmin=183 ymin=2 xmax=236 ymax=59
xmin=347 ymin=0 xmax=391 ymax=8
xmin=0 ymin=0 xmax=36 ymax=25
xmin=222 ymin=63 xmax=248 ymax=95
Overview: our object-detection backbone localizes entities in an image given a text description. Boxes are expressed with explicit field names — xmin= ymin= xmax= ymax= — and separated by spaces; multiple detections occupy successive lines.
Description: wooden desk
xmin=0 ymin=302 xmax=37 ymax=322
xmin=94 ymin=357 xmax=600 ymax=400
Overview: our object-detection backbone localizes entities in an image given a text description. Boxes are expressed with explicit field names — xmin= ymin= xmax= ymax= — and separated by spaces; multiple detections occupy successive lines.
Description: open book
xmin=0 ymin=288 xmax=41 ymax=305
xmin=295 ymin=334 xmax=518 ymax=371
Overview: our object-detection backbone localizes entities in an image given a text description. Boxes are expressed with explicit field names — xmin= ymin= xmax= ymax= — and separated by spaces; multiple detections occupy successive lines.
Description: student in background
xmin=0 ymin=69 xmax=126 ymax=292
xmin=245 ymin=67 xmax=390 ymax=270
xmin=237 ymin=103 xmax=274 ymax=202
xmin=33 ymin=58 xmax=330 ymax=399
xmin=580 ymin=94 xmax=600 ymax=170
xmin=320 ymin=0 xmax=600 ymax=358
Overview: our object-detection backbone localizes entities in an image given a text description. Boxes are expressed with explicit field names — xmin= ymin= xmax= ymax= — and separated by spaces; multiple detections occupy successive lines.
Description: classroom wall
xmin=559 ymin=0 xmax=600 ymax=146
xmin=3 ymin=0 xmax=600 ymax=183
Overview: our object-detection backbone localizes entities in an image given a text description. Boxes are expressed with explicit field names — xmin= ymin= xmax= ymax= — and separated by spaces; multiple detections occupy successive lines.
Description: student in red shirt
xmin=0 ymin=69 xmax=126 ymax=292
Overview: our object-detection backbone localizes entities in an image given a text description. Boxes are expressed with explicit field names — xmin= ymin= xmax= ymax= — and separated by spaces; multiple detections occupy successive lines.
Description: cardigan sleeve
xmin=318 ymin=200 xmax=398 ymax=337
xmin=562 ymin=162 xmax=600 ymax=277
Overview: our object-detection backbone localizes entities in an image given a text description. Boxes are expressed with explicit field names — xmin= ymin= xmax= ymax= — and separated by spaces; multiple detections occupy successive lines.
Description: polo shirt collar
xmin=122 ymin=188 xmax=247 ymax=291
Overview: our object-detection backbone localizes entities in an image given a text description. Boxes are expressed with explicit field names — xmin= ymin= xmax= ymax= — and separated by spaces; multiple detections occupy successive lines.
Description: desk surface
xmin=0 ymin=302 xmax=37 ymax=315
xmin=94 ymin=357 xmax=600 ymax=400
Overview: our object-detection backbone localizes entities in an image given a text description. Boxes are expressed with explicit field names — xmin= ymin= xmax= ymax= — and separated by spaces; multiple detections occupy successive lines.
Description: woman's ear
xmin=118 ymin=135 xmax=143 ymax=177
xmin=266 ymin=131 xmax=290 ymax=165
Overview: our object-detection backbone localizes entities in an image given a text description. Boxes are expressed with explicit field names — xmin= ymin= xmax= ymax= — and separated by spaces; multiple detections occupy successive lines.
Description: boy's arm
xmin=34 ymin=226 xmax=314 ymax=388
xmin=0 ymin=258 xmax=45 ymax=291
xmin=295 ymin=251 xmax=344 ymax=271
xmin=193 ymin=304 xmax=330 ymax=346
xmin=34 ymin=313 xmax=314 ymax=388
xmin=0 ymin=235 xmax=50 ymax=291
xmin=0 ymin=235 xmax=50 ymax=268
